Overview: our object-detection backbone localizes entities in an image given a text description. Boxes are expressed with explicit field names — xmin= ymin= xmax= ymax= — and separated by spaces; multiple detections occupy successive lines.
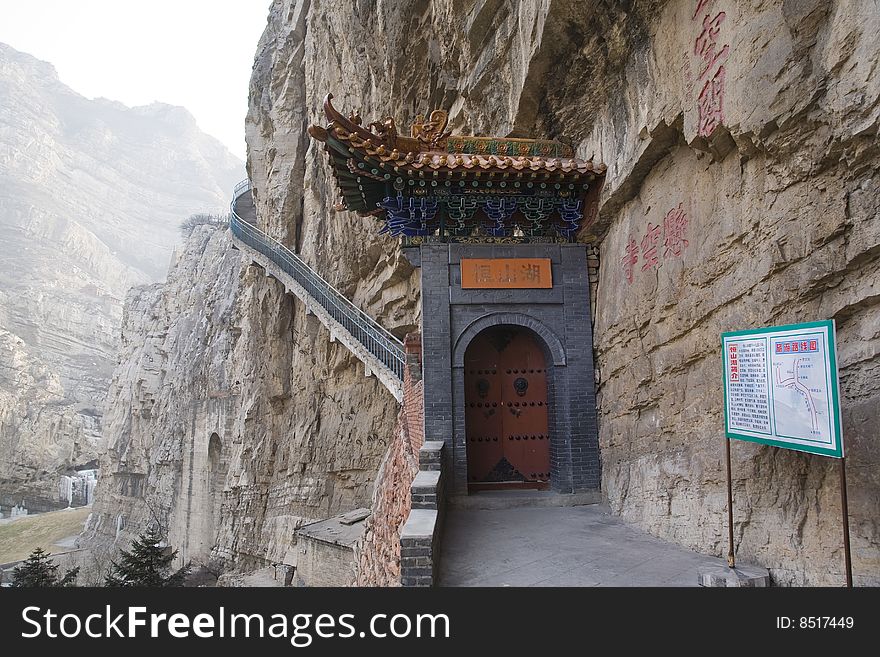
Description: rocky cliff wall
xmin=87 ymin=0 xmax=878 ymax=585
xmin=80 ymin=226 xmax=243 ymax=565
xmin=571 ymin=0 xmax=880 ymax=586
xmin=0 ymin=43 xmax=243 ymax=512
xmin=264 ymin=0 xmax=876 ymax=585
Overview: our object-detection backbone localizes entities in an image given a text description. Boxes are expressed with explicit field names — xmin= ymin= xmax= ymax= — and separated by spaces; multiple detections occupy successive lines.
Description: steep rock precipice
xmin=81 ymin=226 xmax=243 ymax=566
xmin=0 ymin=43 xmax=242 ymax=512
xmin=573 ymin=0 xmax=879 ymax=586
xmin=243 ymin=0 xmax=880 ymax=585
xmin=89 ymin=0 xmax=878 ymax=585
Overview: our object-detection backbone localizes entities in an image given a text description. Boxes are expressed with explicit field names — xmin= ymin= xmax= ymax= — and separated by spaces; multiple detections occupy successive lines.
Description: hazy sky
xmin=0 ymin=0 xmax=272 ymax=159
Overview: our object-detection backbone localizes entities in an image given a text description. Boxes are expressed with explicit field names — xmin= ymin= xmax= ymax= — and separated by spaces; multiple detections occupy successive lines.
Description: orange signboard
xmin=461 ymin=258 xmax=553 ymax=289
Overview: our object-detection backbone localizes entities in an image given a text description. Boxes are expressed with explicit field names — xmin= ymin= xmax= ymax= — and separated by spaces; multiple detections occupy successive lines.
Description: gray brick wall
xmin=400 ymin=441 xmax=446 ymax=587
xmin=420 ymin=243 xmax=600 ymax=495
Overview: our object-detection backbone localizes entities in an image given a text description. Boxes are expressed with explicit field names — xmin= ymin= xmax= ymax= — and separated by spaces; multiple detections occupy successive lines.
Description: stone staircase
xmin=229 ymin=180 xmax=405 ymax=401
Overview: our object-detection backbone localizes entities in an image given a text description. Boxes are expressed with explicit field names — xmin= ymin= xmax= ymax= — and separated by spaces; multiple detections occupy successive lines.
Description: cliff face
xmin=0 ymin=43 xmax=243 ymax=512
xmin=578 ymin=0 xmax=880 ymax=586
xmin=242 ymin=0 xmax=880 ymax=584
xmin=88 ymin=0 xmax=878 ymax=584
xmin=81 ymin=226 xmax=243 ymax=565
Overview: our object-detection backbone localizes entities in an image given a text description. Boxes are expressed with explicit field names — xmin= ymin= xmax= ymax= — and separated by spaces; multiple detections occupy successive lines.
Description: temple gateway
xmin=310 ymin=95 xmax=604 ymax=494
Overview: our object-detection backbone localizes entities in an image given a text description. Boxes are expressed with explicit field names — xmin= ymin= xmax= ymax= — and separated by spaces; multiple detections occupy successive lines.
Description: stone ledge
xmin=419 ymin=440 xmax=444 ymax=471
xmin=401 ymin=509 xmax=438 ymax=541
xmin=412 ymin=469 xmax=441 ymax=494
xmin=297 ymin=509 xmax=369 ymax=548
xmin=449 ymin=489 xmax=601 ymax=510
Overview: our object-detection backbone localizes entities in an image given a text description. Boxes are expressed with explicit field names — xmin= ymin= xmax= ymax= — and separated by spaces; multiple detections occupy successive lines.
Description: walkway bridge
xmin=229 ymin=180 xmax=404 ymax=401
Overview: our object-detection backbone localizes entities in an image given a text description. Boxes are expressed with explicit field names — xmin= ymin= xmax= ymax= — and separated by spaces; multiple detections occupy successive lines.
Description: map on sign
xmin=721 ymin=320 xmax=843 ymax=458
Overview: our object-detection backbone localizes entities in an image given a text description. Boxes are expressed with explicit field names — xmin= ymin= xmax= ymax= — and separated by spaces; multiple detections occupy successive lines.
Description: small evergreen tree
xmin=104 ymin=526 xmax=189 ymax=587
xmin=12 ymin=548 xmax=79 ymax=587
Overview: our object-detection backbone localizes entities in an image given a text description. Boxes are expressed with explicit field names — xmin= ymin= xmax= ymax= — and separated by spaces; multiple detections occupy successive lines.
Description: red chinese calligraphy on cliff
xmin=662 ymin=204 xmax=689 ymax=257
xmin=621 ymin=238 xmax=639 ymax=285
xmin=697 ymin=67 xmax=726 ymax=136
xmin=692 ymin=3 xmax=730 ymax=137
xmin=622 ymin=205 xmax=691 ymax=284
xmin=640 ymin=223 xmax=661 ymax=271
xmin=694 ymin=12 xmax=729 ymax=78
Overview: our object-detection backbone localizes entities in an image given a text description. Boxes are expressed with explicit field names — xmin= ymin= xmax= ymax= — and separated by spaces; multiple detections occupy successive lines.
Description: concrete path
xmin=439 ymin=504 xmax=725 ymax=586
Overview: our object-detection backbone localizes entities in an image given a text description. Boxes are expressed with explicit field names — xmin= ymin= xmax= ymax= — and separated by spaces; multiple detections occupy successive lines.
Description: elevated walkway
xmin=229 ymin=180 xmax=404 ymax=401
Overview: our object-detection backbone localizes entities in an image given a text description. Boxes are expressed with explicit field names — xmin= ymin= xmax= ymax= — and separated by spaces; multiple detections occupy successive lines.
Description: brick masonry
xmin=354 ymin=333 xmax=425 ymax=586
xmin=420 ymin=243 xmax=601 ymax=495
xmin=400 ymin=440 xmax=446 ymax=587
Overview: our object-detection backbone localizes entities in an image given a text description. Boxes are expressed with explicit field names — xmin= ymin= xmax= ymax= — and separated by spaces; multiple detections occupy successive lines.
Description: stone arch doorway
xmin=464 ymin=326 xmax=550 ymax=490
xmin=208 ymin=432 xmax=223 ymax=489
xmin=206 ymin=432 xmax=226 ymax=549
xmin=208 ymin=432 xmax=223 ymax=473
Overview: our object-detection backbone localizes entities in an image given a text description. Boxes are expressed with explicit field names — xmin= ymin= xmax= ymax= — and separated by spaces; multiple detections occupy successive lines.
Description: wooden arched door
xmin=464 ymin=327 xmax=550 ymax=490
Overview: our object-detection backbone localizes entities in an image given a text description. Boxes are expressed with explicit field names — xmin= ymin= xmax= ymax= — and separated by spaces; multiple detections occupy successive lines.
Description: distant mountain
xmin=0 ymin=42 xmax=244 ymax=513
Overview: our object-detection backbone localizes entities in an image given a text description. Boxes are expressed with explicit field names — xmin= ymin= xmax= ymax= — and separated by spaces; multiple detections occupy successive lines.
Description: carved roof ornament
xmin=411 ymin=110 xmax=451 ymax=149
xmin=307 ymin=93 xmax=607 ymax=242
xmin=309 ymin=94 xmax=596 ymax=165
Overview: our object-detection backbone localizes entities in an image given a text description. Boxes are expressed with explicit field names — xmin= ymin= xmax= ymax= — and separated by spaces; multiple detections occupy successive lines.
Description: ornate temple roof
xmin=308 ymin=94 xmax=606 ymax=242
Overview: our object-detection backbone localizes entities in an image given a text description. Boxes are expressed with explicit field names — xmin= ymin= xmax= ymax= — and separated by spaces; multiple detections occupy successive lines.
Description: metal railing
xmin=229 ymin=180 xmax=405 ymax=382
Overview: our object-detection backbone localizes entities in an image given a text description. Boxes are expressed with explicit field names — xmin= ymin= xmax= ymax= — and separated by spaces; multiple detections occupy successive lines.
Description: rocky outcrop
xmin=81 ymin=226 xmax=242 ymax=565
xmin=87 ymin=0 xmax=878 ymax=585
xmin=574 ymin=0 xmax=880 ymax=586
xmin=0 ymin=43 xmax=243 ymax=511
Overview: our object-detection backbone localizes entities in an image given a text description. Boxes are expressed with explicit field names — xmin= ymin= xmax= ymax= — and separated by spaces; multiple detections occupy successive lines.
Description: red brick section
xmin=355 ymin=332 xmax=424 ymax=586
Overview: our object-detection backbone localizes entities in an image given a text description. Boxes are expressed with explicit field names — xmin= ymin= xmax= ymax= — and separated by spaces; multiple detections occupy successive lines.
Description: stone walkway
xmin=439 ymin=504 xmax=725 ymax=586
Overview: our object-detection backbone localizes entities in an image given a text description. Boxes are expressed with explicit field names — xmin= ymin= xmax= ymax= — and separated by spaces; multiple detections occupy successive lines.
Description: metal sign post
xmin=725 ymin=437 xmax=735 ymax=569
xmin=839 ymin=457 xmax=853 ymax=587
xmin=721 ymin=320 xmax=852 ymax=586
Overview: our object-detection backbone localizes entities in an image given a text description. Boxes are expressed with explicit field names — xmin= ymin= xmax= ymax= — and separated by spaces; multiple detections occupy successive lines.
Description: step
xmin=419 ymin=440 xmax=444 ymax=471
xmin=448 ymin=489 xmax=601 ymax=510
xmin=411 ymin=470 xmax=442 ymax=510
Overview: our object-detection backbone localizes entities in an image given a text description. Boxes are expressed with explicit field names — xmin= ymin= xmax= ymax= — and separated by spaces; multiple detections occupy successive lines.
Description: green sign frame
xmin=721 ymin=320 xmax=844 ymax=458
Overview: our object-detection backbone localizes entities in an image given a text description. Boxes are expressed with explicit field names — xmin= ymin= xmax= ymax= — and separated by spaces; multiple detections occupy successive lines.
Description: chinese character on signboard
xmin=461 ymin=259 xmax=552 ymax=289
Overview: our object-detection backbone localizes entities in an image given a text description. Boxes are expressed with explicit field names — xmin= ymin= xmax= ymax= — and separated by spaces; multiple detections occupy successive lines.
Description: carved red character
xmin=697 ymin=66 xmax=726 ymax=136
xmin=621 ymin=238 xmax=639 ymax=284
xmin=694 ymin=12 xmax=729 ymax=78
xmin=693 ymin=0 xmax=716 ymax=19
xmin=640 ymin=223 xmax=661 ymax=271
xmin=663 ymin=204 xmax=689 ymax=257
